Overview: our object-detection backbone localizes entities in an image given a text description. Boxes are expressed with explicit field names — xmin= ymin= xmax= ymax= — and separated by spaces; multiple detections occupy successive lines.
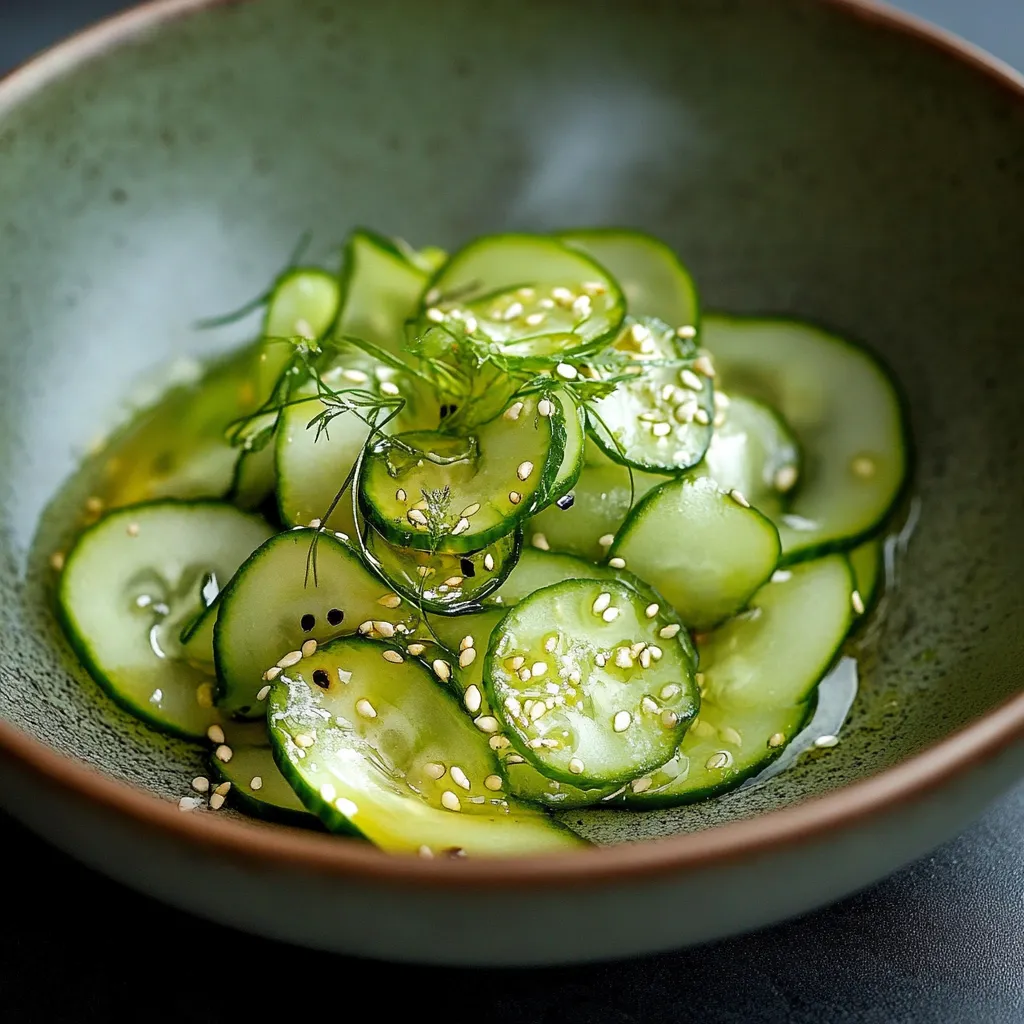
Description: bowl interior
xmin=2 ymin=0 xmax=1024 ymax=845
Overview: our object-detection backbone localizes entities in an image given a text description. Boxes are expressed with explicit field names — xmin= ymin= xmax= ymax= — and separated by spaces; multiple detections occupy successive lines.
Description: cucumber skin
xmin=209 ymin=753 xmax=326 ymax=830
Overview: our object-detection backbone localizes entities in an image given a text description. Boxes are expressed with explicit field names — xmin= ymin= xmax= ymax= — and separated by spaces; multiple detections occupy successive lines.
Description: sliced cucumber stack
xmin=268 ymin=636 xmax=584 ymax=854
xmin=58 ymin=502 xmax=273 ymax=738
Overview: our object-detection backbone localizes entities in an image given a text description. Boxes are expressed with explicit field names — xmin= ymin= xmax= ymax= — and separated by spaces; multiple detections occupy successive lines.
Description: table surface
xmin=1 ymin=2 xmax=1023 ymax=1021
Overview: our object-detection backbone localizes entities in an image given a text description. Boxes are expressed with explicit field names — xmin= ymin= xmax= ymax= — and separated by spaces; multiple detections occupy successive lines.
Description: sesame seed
xmin=464 ymin=316 xmax=479 ymax=333
xmin=660 ymin=684 xmax=680 ymax=700
xmin=320 ymin=783 xmax=337 ymax=802
xmin=342 ymin=368 xmax=369 ymax=384
xmin=424 ymin=762 xmax=446 ymax=780
xmin=464 ymin=684 xmax=482 ymax=714
xmin=378 ymin=593 xmax=403 ymax=609
xmin=450 ymin=766 xmax=471 ymax=790
xmin=451 ymin=517 xmax=471 ymax=536
xmin=294 ymin=733 xmax=314 ymax=748
xmin=694 ymin=408 xmax=711 ymax=425
xmin=208 ymin=792 xmax=227 ymax=810
xmin=377 ymin=380 xmax=401 ymax=397
xmin=544 ymin=636 xmax=557 ymax=652
xmin=49 ymin=551 xmax=65 ymax=571
xmin=659 ymin=624 xmax=681 ymax=639
xmin=418 ymin=844 xmax=434 ymax=858
xmin=695 ymin=672 xmax=705 ymax=686
xmin=505 ymin=401 xmax=524 ymax=421
xmin=426 ymin=307 xmax=445 ymax=323
xmin=713 ymin=390 xmax=730 ymax=411
xmin=406 ymin=643 xmax=426 ymax=656
xmin=851 ymin=455 xmax=876 ymax=478
xmin=693 ymin=353 xmax=715 ymax=376
xmin=85 ymin=495 xmax=104 ymax=515
xmin=720 ymin=726 xmax=743 ymax=746
xmin=126 ymin=522 xmax=140 ymax=537
xmin=191 ymin=776 xmax=210 ymax=794
xmin=483 ymin=553 xmax=495 ymax=571
xmin=460 ymin=503 xmax=481 ymax=518
xmin=713 ymin=411 xmax=727 ymax=428
xmin=508 ymin=490 xmax=523 ymax=505
xmin=815 ymin=734 xmax=840 ymax=749
xmin=552 ymin=286 xmax=574 ymax=305
xmin=335 ymin=797 xmax=358 ymax=817
xmin=505 ymin=695 xmax=523 ymax=716
xmin=443 ymin=576 xmax=464 ymax=587
xmin=214 ymin=745 xmax=233 ymax=763
xmin=475 ymin=716 xmax=500 ymax=733
xmin=538 ymin=399 xmax=554 ymax=417
xmin=506 ymin=753 xmax=526 ymax=765
xmin=555 ymin=363 xmax=577 ymax=380
xmin=594 ymin=653 xmax=607 ymax=667
xmin=601 ymin=607 xmax=619 ymax=623
xmin=408 ymin=509 xmax=428 ymax=526
xmin=674 ymin=402 xmax=696 ymax=424
xmin=608 ymin=556 xmax=626 ymax=569
xmin=277 ymin=650 xmax=303 ymax=668
xmin=524 ymin=312 xmax=546 ymax=328
xmin=518 ymin=667 xmax=533 ymax=682
xmin=396 ymin=488 xmax=407 ymax=502
xmin=644 ymin=603 xmax=660 ymax=619
xmin=178 ymin=797 xmax=200 ymax=812
xmin=355 ymin=698 xmax=377 ymax=719
xmin=852 ymin=590 xmax=866 ymax=615
xmin=517 ymin=461 xmax=535 ymax=480
xmin=568 ymin=757 xmax=586 ymax=775
xmin=441 ymin=790 xmax=462 ymax=811
xmin=195 ymin=683 xmax=214 ymax=708
xmin=729 ymin=489 xmax=751 ymax=508
xmin=638 ymin=410 xmax=660 ymax=423
xmin=615 ymin=648 xmax=634 ymax=669
xmin=598 ymin=533 xmax=615 ymax=549
xmin=772 ymin=569 xmax=792 ymax=583
xmin=706 ymin=751 xmax=732 ymax=770
xmin=660 ymin=710 xmax=679 ymax=728
xmin=592 ymin=592 xmax=611 ymax=615
xmin=680 ymin=368 xmax=703 ymax=391
xmin=677 ymin=325 xmax=697 ymax=340
xmin=357 ymin=620 xmax=373 ymax=635
xmin=207 ymin=725 xmax=225 ymax=744
xmin=432 ymin=659 xmax=451 ymax=682
xmin=613 ymin=711 xmax=632 ymax=732
xmin=308 ymin=517 xmax=323 ymax=529
xmin=765 ymin=732 xmax=786 ymax=750
xmin=504 ymin=301 xmax=524 ymax=320
xmin=262 ymin=666 xmax=281 ymax=682
xmin=459 ymin=648 xmax=477 ymax=669
xmin=652 ymin=422 xmax=672 ymax=437
xmin=774 ymin=465 xmax=799 ymax=492
xmin=382 ymin=649 xmax=405 ymax=664
xmin=484 ymin=774 xmax=503 ymax=791
xmin=639 ymin=649 xmax=652 ymax=669
xmin=511 ymin=656 xmax=525 ymax=670
xmin=531 ymin=661 xmax=548 ymax=677
xmin=572 ymin=295 xmax=591 ymax=316
xmin=631 ymin=776 xmax=653 ymax=794
xmin=374 ymin=621 xmax=396 ymax=637
xmin=255 ymin=685 xmax=272 ymax=703
xmin=489 ymin=734 xmax=511 ymax=750
xmin=301 ymin=639 xmax=318 ymax=657
xmin=457 ymin=635 xmax=475 ymax=651
xmin=532 ymin=533 xmax=550 ymax=551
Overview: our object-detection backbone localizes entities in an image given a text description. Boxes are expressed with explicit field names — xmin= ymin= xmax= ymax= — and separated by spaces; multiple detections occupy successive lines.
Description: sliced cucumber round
xmin=57 ymin=502 xmax=273 ymax=738
xmin=264 ymin=267 xmax=340 ymax=348
xmin=587 ymin=318 xmax=715 ymax=474
xmin=423 ymin=234 xmax=625 ymax=363
xmin=849 ymin=538 xmax=883 ymax=615
xmin=487 ymin=548 xmax=616 ymax=608
xmin=700 ymin=393 xmax=800 ymax=517
xmin=485 ymin=579 xmax=699 ymax=787
xmin=558 ymin=228 xmax=699 ymax=333
xmin=704 ymin=316 xmax=909 ymax=562
xmin=364 ymin=526 xmax=522 ymax=614
xmin=611 ymin=474 xmax=781 ymax=631
xmin=360 ymin=391 xmax=567 ymax=553
xmin=267 ymin=636 xmax=584 ymax=855
xmin=619 ymin=555 xmax=852 ymax=806
xmin=211 ymin=741 xmax=319 ymax=827
xmin=213 ymin=529 xmax=416 ymax=718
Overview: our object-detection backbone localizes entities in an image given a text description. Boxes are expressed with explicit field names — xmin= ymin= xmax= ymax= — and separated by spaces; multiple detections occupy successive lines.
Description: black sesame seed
xmin=300 ymin=613 xmax=316 ymax=631
xmin=327 ymin=608 xmax=344 ymax=626
xmin=460 ymin=557 xmax=476 ymax=578
xmin=312 ymin=669 xmax=330 ymax=689
xmin=556 ymin=492 xmax=575 ymax=510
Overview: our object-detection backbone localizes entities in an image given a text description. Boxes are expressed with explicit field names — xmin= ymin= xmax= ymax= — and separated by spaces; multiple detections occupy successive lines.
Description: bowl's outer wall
xmin=0 ymin=0 xmax=1023 ymax=928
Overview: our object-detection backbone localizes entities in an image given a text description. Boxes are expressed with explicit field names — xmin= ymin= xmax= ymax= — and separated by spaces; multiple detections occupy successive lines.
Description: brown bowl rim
xmin=1 ymin=0 xmax=1023 ymax=891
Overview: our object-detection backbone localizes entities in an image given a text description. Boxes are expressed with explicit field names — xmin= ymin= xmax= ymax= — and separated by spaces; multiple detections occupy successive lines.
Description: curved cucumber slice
xmin=611 ymin=475 xmax=781 ymax=631
xmin=228 ymin=440 xmax=276 ymax=510
xmin=361 ymin=391 xmax=567 ymax=553
xmin=704 ymin=316 xmax=908 ymax=562
xmin=528 ymin=445 xmax=664 ymax=562
xmin=587 ymin=318 xmax=714 ymax=473
xmin=548 ymin=390 xmax=586 ymax=504
xmin=211 ymin=742 xmax=319 ymax=827
xmin=701 ymin=393 xmax=800 ymax=516
xmin=621 ymin=555 xmax=852 ymax=806
xmin=264 ymin=267 xmax=340 ymax=348
xmin=424 ymin=234 xmax=625 ymax=362
xmin=268 ymin=636 xmax=583 ymax=855
xmin=57 ymin=502 xmax=273 ymax=739
xmin=364 ymin=526 xmax=521 ymax=614
xmin=487 ymin=548 xmax=615 ymax=607
xmin=849 ymin=539 xmax=883 ymax=614
xmin=558 ymin=229 xmax=699 ymax=333
xmin=213 ymin=529 xmax=416 ymax=718
xmin=485 ymin=579 xmax=699 ymax=787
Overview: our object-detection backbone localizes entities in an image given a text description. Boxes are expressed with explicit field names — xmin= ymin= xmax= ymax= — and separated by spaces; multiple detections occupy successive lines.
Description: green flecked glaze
xmin=2 ymin=0 xmax=1024 ymax=851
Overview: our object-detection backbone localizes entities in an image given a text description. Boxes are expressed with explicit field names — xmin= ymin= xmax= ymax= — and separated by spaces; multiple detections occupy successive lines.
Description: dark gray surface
xmin=1 ymin=2 xmax=1022 ymax=1020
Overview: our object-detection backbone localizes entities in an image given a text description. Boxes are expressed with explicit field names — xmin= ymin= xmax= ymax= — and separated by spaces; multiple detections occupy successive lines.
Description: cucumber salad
xmin=51 ymin=228 xmax=908 ymax=857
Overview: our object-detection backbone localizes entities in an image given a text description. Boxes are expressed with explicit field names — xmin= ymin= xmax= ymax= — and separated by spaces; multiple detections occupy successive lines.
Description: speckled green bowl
xmin=2 ymin=0 xmax=1023 ymax=964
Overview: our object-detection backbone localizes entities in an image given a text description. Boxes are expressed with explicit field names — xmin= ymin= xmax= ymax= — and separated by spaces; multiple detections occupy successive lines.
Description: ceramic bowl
xmin=2 ymin=0 xmax=1024 ymax=965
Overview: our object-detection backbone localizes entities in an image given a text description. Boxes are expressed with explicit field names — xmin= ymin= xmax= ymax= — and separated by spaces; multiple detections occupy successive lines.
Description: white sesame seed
xmin=459 ymin=648 xmax=477 ymax=669
xmin=631 ymin=776 xmax=653 ymax=794
xmin=660 ymin=710 xmax=679 ymax=728
xmin=441 ymin=790 xmax=462 ymax=812
xmin=729 ymin=489 xmax=751 ymax=508
xmin=504 ymin=301 xmax=524 ymax=320
xmin=615 ymin=648 xmax=635 ymax=669
xmin=851 ymin=455 xmax=876 ymax=478
xmin=815 ymin=734 xmax=840 ymax=749
xmin=511 ymin=656 xmax=525 ymax=670
xmin=256 ymin=685 xmax=272 ymax=703
xmin=475 ymin=716 xmax=500 ymax=733
xmin=660 ymin=684 xmax=680 ymax=700
xmin=461 ymin=502 xmax=481 ymax=518
xmin=772 ymin=569 xmax=792 ymax=583
xmin=594 ymin=652 xmax=607 ymax=667
xmin=552 ymin=286 xmax=574 ymax=305
xmin=452 ymin=517 xmax=471 ymax=536
xmin=426 ymin=307 xmax=445 ymax=323
xmin=598 ymin=533 xmax=615 ymax=549
xmin=207 ymin=725 xmax=225 ymax=744
xmin=489 ymin=734 xmax=510 ymax=750
xmin=613 ymin=711 xmax=632 ymax=732
xmin=572 ymin=295 xmax=592 ymax=316
xmin=652 ymin=422 xmax=672 ymax=437
xmin=374 ymin=621 xmax=396 ymax=637
xmin=544 ymin=636 xmax=558 ymax=653
xmin=768 ymin=733 xmax=786 ymax=748
xmin=463 ymin=684 xmax=483 ymax=714
xmin=601 ymin=607 xmax=619 ymax=623
xmin=418 ymin=844 xmax=434 ymax=859
xmin=852 ymin=590 xmax=866 ymax=615
xmin=406 ymin=643 xmax=427 ymax=657
xmin=210 ymin=793 xmax=228 ymax=810
xmin=706 ymin=751 xmax=732 ymax=770
xmin=396 ymin=488 xmax=407 ymax=502
xmin=659 ymin=624 xmax=681 ymax=639
xmin=301 ymin=639 xmax=318 ymax=657
xmin=126 ymin=522 xmax=140 ymax=537
xmin=643 ymin=603 xmax=659 ymax=620
xmin=555 ymin=363 xmax=577 ymax=380
xmin=450 ymin=766 xmax=471 ymax=791
xmin=508 ymin=490 xmax=523 ymax=505
xmin=774 ymin=465 xmax=799 ymax=492
xmin=178 ymin=796 xmax=200 ymax=812
xmin=382 ymin=649 xmax=405 ymax=664
xmin=518 ymin=667 xmax=533 ymax=682
xmin=693 ymin=353 xmax=715 ymax=376
xmin=423 ymin=762 xmax=446 ymax=780
xmin=608 ymin=556 xmax=626 ymax=569
xmin=484 ymin=774 xmax=503 ymax=791
xmin=505 ymin=753 xmax=526 ymax=763
xmin=517 ymin=461 xmax=535 ymax=481
xmin=639 ymin=649 xmax=652 ymax=669
xmin=694 ymin=408 xmax=711 ymax=425
xmin=277 ymin=650 xmax=303 ymax=668
xmin=538 ymin=399 xmax=554 ymax=417
xmin=49 ymin=551 xmax=65 ymax=571
xmin=342 ymin=368 xmax=369 ymax=384
xmin=432 ymin=659 xmax=451 ymax=682
xmin=379 ymin=380 xmax=400 ymax=396
xmin=443 ymin=576 xmax=464 ymax=587
xmin=504 ymin=401 xmax=524 ymax=421
xmin=483 ymin=553 xmax=495 ymax=571
xmin=261 ymin=666 xmax=281 ymax=683
xmin=191 ymin=776 xmax=210 ymax=794
xmin=720 ymin=726 xmax=743 ymax=747
xmin=530 ymin=661 xmax=548 ymax=677
xmin=378 ymin=593 xmax=403 ymax=609
xmin=568 ymin=757 xmax=586 ymax=775
xmin=464 ymin=316 xmax=479 ymax=333
xmin=677 ymin=325 xmax=697 ymax=340
xmin=532 ymin=533 xmax=550 ymax=551
xmin=215 ymin=745 xmax=233 ymax=763
xmin=679 ymin=368 xmax=703 ymax=391
xmin=357 ymin=620 xmax=373 ymax=634
xmin=294 ymin=733 xmax=314 ymax=748
xmin=713 ymin=390 xmax=730 ymax=411
xmin=592 ymin=592 xmax=611 ymax=615
xmin=525 ymin=312 xmax=546 ymax=327
xmin=355 ymin=698 xmax=377 ymax=720
xmin=408 ymin=509 xmax=428 ymax=526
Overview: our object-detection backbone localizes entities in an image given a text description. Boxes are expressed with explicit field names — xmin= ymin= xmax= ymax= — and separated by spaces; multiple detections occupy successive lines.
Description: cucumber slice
xmin=267 ymin=636 xmax=584 ymax=854
xmin=213 ymin=529 xmax=417 ymax=718
xmin=211 ymin=742 xmax=318 ymax=827
xmin=424 ymin=234 xmax=625 ymax=363
xmin=228 ymin=440 xmax=276 ymax=510
xmin=527 ymin=445 xmax=664 ymax=562
xmin=364 ymin=526 xmax=522 ymax=614
xmin=360 ymin=391 xmax=568 ymax=553
xmin=704 ymin=316 xmax=909 ymax=562
xmin=485 ymin=579 xmax=699 ymax=787
xmin=587 ymin=317 xmax=715 ymax=473
xmin=611 ymin=474 xmax=780 ymax=630
xmin=487 ymin=548 xmax=616 ymax=607
xmin=620 ymin=555 xmax=852 ymax=806
xmin=180 ymin=599 xmax=217 ymax=668
xmin=849 ymin=539 xmax=883 ymax=614
xmin=57 ymin=502 xmax=273 ymax=738
xmin=701 ymin=393 xmax=800 ymax=516
xmin=558 ymin=229 xmax=699 ymax=333
xmin=547 ymin=390 xmax=586 ymax=504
